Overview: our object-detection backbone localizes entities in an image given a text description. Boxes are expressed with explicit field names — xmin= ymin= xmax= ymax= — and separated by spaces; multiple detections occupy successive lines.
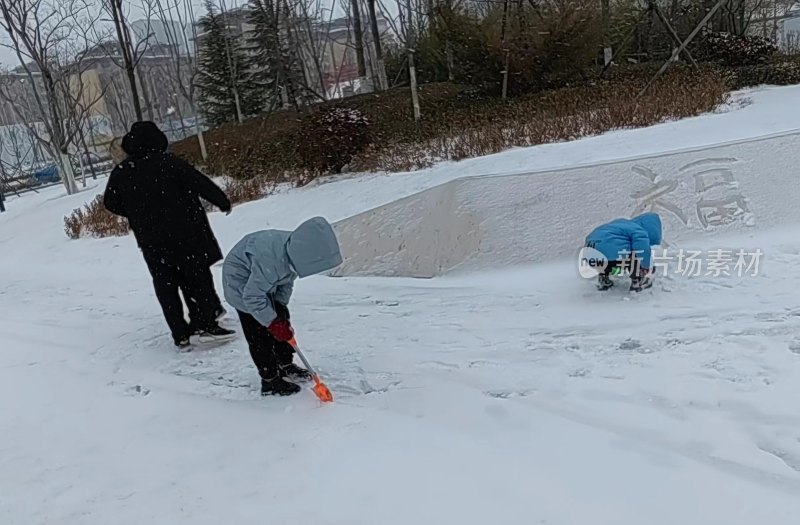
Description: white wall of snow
xmin=331 ymin=182 xmax=481 ymax=278
xmin=332 ymin=130 xmax=800 ymax=277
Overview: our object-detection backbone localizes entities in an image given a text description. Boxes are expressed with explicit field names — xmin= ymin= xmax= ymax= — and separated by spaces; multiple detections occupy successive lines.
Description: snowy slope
xmin=2 ymin=84 xmax=800 ymax=524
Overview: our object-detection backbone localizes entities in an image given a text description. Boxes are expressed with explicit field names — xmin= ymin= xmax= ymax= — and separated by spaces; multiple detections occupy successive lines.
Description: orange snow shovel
xmin=288 ymin=337 xmax=333 ymax=403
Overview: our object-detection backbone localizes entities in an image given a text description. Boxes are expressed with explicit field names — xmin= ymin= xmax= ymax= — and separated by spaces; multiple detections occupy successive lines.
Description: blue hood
xmin=631 ymin=213 xmax=662 ymax=246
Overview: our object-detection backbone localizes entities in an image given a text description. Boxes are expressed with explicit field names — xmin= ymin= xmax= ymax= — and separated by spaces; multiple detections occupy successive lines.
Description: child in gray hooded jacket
xmin=222 ymin=217 xmax=343 ymax=396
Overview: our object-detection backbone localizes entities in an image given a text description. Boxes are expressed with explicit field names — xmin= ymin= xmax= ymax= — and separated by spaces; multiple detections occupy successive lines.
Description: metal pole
xmin=654 ymin=4 xmax=698 ymax=67
xmin=637 ymin=0 xmax=727 ymax=99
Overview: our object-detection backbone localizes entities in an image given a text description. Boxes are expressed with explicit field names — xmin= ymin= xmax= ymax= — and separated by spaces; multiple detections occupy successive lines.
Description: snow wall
xmin=331 ymin=130 xmax=800 ymax=278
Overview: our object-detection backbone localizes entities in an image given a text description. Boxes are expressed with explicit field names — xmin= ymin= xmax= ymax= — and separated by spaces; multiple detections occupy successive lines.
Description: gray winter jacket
xmin=222 ymin=217 xmax=343 ymax=327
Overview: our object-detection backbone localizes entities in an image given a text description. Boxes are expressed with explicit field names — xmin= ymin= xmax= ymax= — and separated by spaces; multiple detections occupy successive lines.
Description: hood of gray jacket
xmin=287 ymin=217 xmax=343 ymax=278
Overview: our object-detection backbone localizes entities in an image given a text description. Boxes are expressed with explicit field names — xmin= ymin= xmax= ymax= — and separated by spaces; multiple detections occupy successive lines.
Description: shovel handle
xmin=288 ymin=337 xmax=318 ymax=376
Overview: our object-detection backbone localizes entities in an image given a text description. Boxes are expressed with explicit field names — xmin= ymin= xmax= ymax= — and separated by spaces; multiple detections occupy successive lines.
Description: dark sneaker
xmin=193 ymin=324 xmax=236 ymax=344
xmin=597 ymin=274 xmax=613 ymax=291
xmin=261 ymin=375 xmax=302 ymax=396
xmin=630 ymin=276 xmax=653 ymax=292
xmin=280 ymin=363 xmax=313 ymax=383
xmin=174 ymin=336 xmax=191 ymax=348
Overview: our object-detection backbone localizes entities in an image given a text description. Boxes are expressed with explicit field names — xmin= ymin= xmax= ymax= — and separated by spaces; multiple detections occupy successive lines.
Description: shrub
xmin=66 ymin=177 xmax=276 ymax=240
xmin=385 ymin=1 xmax=603 ymax=96
xmin=295 ymin=106 xmax=371 ymax=175
xmin=64 ymin=195 xmax=130 ymax=240
xmin=200 ymin=175 xmax=277 ymax=212
xmin=224 ymin=175 xmax=275 ymax=204
xmin=502 ymin=0 xmax=603 ymax=93
xmin=731 ymin=55 xmax=800 ymax=88
xmin=172 ymin=65 xmax=732 ymax=183
xmin=695 ymin=31 xmax=778 ymax=67
xmin=351 ymin=65 xmax=732 ymax=172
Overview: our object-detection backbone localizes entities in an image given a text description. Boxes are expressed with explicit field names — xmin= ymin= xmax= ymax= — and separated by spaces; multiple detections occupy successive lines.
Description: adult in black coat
xmin=104 ymin=121 xmax=235 ymax=347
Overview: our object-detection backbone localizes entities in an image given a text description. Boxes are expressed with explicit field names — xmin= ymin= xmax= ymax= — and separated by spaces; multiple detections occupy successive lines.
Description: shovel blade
xmin=312 ymin=376 xmax=334 ymax=403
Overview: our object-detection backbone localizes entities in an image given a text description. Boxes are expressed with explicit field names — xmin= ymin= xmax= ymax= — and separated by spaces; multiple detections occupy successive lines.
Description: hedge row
xmin=171 ymin=64 xmax=735 ymax=183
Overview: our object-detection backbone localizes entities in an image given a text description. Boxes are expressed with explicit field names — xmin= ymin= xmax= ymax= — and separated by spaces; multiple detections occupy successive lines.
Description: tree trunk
xmin=78 ymin=124 xmax=98 ymax=181
xmin=646 ymin=0 xmax=656 ymax=59
xmin=406 ymin=0 xmax=420 ymax=120
xmin=58 ymin=150 xmax=78 ymax=195
xmin=500 ymin=0 xmax=510 ymax=98
xmin=125 ymin=65 xmax=144 ymax=120
xmin=366 ymin=0 xmax=388 ymax=90
xmin=408 ymin=48 xmax=421 ymax=120
xmin=41 ymin=69 xmax=78 ymax=194
xmin=193 ymin=108 xmax=208 ymax=161
xmin=351 ymin=0 xmax=368 ymax=79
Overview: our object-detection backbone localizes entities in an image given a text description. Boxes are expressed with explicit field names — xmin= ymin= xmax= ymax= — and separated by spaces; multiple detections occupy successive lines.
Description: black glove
xmin=273 ymin=300 xmax=290 ymax=321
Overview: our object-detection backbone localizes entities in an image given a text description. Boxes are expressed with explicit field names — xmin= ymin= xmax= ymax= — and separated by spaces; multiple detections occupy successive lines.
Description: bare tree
xmin=98 ymin=0 xmax=157 ymax=123
xmin=295 ymin=0 xmax=337 ymax=98
xmin=153 ymin=0 xmax=210 ymax=159
xmin=0 ymin=0 xmax=105 ymax=195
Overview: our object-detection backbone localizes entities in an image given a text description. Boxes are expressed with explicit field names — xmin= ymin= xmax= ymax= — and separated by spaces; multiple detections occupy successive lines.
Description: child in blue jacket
xmin=584 ymin=212 xmax=662 ymax=291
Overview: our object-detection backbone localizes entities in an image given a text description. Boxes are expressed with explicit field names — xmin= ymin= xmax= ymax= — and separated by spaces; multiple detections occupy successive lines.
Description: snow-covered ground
xmin=2 ymin=85 xmax=800 ymax=524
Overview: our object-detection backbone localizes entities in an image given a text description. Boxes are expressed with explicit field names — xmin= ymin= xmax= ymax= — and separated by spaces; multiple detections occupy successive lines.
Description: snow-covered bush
xmin=695 ymin=31 xmax=778 ymax=67
xmin=296 ymin=106 xmax=371 ymax=177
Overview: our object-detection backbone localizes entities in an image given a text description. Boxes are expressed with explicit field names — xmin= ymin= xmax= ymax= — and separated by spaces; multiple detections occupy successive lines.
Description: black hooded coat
xmin=104 ymin=122 xmax=231 ymax=265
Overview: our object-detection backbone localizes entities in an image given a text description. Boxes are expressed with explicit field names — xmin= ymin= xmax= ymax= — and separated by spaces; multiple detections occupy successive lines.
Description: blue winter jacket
xmin=222 ymin=217 xmax=343 ymax=327
xmin=584 ymin=212 xmax=662 ymax=269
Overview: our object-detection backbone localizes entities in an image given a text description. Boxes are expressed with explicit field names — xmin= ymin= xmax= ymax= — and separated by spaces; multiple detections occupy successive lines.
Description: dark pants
xmin=237 ymin=311 xmax=295 ymax=380
xmin=142 ymin=247 xmax=220 ymax=342
xmin=603 ymin=256 xmax=643 ymax=277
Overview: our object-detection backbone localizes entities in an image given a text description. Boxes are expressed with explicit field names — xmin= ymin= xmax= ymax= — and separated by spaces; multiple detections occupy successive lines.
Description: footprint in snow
xmin=124 ymin=384 xmax=151 ymax=397
xmin=619 ymin=338 xmax=642 ymax=351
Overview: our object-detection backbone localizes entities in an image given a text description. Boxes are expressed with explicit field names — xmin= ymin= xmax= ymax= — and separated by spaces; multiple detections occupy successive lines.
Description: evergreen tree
xmin=245 ymin=0 xmax=310 ymax=111
xmin=196 ymin=0 xmax=263 ymax=126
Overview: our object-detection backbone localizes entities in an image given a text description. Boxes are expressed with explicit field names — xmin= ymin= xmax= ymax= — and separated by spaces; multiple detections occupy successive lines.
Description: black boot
xmin=280 ymin=363 xmax=313 ymax=383
xmin=261 ymin=374 xmax=302 ymax=396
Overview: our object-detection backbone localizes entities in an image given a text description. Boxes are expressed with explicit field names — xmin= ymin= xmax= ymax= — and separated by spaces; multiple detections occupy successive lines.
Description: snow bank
xmin=3 ymin=85 xmax=800 ymax=525
xmin=333 ymin=130 xmax=800 ymax=277
xmin=330 ymin=182 xmax=481 ymax=277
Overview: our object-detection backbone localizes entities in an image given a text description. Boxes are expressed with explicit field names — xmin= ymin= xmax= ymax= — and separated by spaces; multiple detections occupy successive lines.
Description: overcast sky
xmin=0 ymin=0 xmax=360 ymax=67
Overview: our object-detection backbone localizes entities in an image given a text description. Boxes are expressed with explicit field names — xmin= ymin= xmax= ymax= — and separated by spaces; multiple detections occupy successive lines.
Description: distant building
xmin=132 ymin=19 xmax=195 ymax=56
xmin=748 ymin=4 xmax=800 ymax=52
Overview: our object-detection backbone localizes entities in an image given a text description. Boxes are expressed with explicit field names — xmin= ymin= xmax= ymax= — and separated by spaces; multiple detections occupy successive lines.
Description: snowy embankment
xmin=2 ymin=84 xmax=800 ymax=524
